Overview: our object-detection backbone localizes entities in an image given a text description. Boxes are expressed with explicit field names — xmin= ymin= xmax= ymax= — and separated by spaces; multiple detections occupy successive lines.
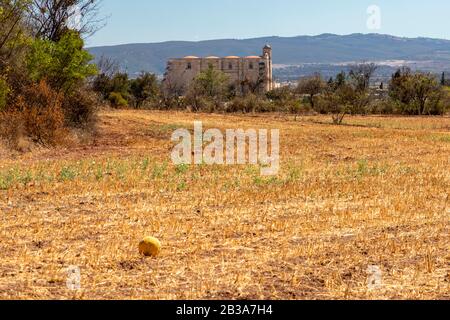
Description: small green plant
xmin=141 ymin=158 xmax=150 ymax=171
xmin=175 ymin=163 xmax=189 ymax=175
xmin=0 ymin=172 xmax=14 ymax=190
xmin=59 ymin=166 xmax=77 ymax=182
xmin=357 ymin=159 xmax=369 ymax=176
xmin=94 ymin=166 xmax=104 ymax=181
xmin=115 ymin=162 xmax=128 ymax=180
xmin=18 ymin=170 xmax=33 ymax=185
xmin=430 ymin=134 xmax=450 ymax=143
xmin=177 ymin=180 xmax=187 ymax=191
xmin=287 ymin=166 xmax=302 ymax=182
xmin=152 ymin=162 xmax=168 ymax=179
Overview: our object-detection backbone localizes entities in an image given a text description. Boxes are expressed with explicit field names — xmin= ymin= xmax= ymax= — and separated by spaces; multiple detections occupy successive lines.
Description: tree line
xmin=91 ymin=61 xmax=450 ymax=125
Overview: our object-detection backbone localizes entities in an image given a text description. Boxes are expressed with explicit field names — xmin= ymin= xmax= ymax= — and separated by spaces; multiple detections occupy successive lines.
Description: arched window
xmin=229 ymin=63 xmax=233 ymax=70
xmin=187 ymin=62 xmax=192 ymax=70
xmin=249 ymin=62 xmax=254 ymax=70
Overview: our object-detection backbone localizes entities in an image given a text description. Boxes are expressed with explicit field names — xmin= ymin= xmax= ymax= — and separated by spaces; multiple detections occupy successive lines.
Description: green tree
xmin=193 ymin=64 xmax=228 ymax=98
xmin=130 ymin=72 xmax=159 ymax=108
xmin=319 ymin=68 xmax=374 ymax=124
xmin=0 ymin=0 xmax=30 ymax=72
xmin=389 ymin=69 xmax=444 ymax=115
xmin=187 ymin=64 xmax=229 ymax=111
xmin=297 ymin=74 xmax=326 ymax=109
xmin=27 ymin=30 xmax=97 ymax=93
xmin=321 ymin=83 xmax=359 ymax=125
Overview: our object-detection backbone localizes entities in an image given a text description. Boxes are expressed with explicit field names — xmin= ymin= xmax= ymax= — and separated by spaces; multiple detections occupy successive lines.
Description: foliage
xmin=63 ymin=86 xmax=98 ymax=128
xmin=0 ymin=80 xmax=67 ymax=146
xmin=0 ymin=76 xmax=9 ymax=110
xmin=185 ymin=64 xmax=229 ymax=111
xmin=108 ymin=91 xmax=128 ymax=108
xmin=267 ymin=86 xmax=305 ymax=114
xmin=130 ymin=72 xmax=159 ymax=108
xmin=389 ymin=68 xmax=445 ymax=115
xmin=226 ymin=93 xmax=274 ymax=113
xmin=0 ymin=0 xmax=102 ymax=148
xmin=0 ymin=0 xmax=29 ymax=55
xmin=26 ymin=31 xmax=97 ymax=93
xmin=317 ymin=69 xmax=373 ymax=124
xmin=93 ymin=69 xmax=162 ymax=109
xmin=297 ymin=74 xmax=326 ymax=109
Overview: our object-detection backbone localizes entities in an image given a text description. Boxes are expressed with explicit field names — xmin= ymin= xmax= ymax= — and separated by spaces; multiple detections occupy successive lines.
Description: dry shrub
xmin=226 ymin=94 xmax=274 ymax=113
xmin=63 ymin=87 xmax=99 ymax=130
xmin=0 ymin=107 xmax=25 ymax=149
xmin=0 ymin=80 xmax=67 ymax=147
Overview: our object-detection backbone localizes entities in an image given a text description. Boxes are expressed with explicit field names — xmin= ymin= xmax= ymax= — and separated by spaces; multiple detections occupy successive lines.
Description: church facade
xmin=163 ymin=45 xmax=274 ymax=95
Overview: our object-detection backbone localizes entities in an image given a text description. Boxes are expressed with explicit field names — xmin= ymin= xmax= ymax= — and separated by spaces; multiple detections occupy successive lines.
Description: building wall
xmin=163 ymin=46 xmax=273 ymax=95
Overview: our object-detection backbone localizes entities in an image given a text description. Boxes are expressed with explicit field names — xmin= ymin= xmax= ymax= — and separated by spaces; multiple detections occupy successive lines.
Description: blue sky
xmin=89 ymin=0 xmax=450 ymax=46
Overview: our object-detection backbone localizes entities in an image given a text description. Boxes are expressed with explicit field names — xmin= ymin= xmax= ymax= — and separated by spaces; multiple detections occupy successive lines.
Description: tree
xmin=27 ymin=0 xmax=105 ymax=41
xmin=389 ymin=68 xmax=444 ymax=115
xmin=105 ymin=73 xmax=130 ymax=106
xmin=441 ymin=72 xmax=446 ymax=86
xmin=334 ymin=71 xmax=346 ymax=88
xmin=193 ymin=64 xmax=228 ymax=98
xmin=130 ymin=72 xmax=159 ymax=108
xmin=187 ymin=64 xmax=229 ymax=111
xmin=26 ymin=30 xmax=97 ymax=93
xmin=297 ymin=74 xmax=326 ymax=109
xmin=321 ymin=82 xmax=359 ymax=125
xmin=0 ymin=0 xmax=29 ymax=69
xmin=348 ymin=63 xmax=378 ymax=91
xmin=319 ymin=68 xmax=374 ymax=124
xmin=96 ymin=55 xmax=119 ymax=77
xmin=266 ymin=86 xmax=302 ymax=115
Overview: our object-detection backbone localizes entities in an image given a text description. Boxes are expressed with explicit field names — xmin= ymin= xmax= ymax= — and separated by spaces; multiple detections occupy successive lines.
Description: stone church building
xmin=163 ymin=45 xmax=274 ymax=95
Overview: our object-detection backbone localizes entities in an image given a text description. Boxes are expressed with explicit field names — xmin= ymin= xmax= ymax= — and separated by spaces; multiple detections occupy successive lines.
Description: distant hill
xmin=88 ymin=33 xmax=450 ymax=77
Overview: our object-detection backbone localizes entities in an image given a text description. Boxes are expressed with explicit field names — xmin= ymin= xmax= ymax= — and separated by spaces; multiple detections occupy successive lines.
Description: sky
xmin=88 ymin=0 xmax=450 ymax=47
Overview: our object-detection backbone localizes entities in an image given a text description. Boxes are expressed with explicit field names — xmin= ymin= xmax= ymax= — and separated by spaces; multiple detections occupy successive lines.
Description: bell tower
xmin=263 ymin=44 xmax=273 ymax=91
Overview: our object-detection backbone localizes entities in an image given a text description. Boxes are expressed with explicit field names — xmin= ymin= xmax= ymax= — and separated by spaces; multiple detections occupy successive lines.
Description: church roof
xmin=183 ymin=56 xmax=199 ymax=59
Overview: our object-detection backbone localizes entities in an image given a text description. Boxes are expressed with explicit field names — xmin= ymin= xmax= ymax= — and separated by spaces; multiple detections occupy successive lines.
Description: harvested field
xmin=0 ymin=110 xmax=449 ymax=299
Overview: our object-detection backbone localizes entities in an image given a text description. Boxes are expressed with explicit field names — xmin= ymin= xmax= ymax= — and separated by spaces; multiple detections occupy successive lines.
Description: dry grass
xmin=0 ymin=110 xmax=449 ymax=300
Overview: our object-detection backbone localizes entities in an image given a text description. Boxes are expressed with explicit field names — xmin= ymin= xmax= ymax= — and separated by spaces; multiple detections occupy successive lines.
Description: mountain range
xmin=88 ymin=33 xmax=450 ymax=78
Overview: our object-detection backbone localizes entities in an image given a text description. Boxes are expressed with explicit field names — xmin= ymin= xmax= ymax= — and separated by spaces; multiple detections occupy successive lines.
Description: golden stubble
xmin=0 ymin=110 xmax=448 ymax=300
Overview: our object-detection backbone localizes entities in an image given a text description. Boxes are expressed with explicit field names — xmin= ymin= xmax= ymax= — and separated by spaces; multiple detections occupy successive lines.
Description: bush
xmin=267 ymin=86 xmax=308 ymax=114
xmin=0 ymin=77 xmax=9 ymax=111
xmin=108 ymin=92 xmax=128 ymax=108
xmin=0 ymin=107 xmax=25 ymax=148
xmin=130 ymin=72 xmax=160 ymax=108
xmin=0 ymin=81 xmax=67 ymax=146
xmin=226 ymin=94 xmax=274 ymax=113
xmin=63 ymin=87 xmax=99 ymax=129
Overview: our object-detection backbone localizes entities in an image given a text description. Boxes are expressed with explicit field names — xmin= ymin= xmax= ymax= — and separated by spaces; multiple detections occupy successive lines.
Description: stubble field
xmin=0 ymin=110 xmax=449 ymax=300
